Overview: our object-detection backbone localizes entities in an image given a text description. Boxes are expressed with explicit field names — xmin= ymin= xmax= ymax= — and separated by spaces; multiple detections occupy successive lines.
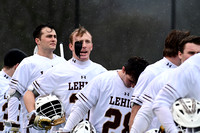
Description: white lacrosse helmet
xmin=35 ymin=95 xmax=65 ymax=126
xmin=145 ymin=128 xmax=159 ymax=133
xmin=172 ymin=98 xmax=200 ymax=132
xmin=72 ymin=120 xmax=96 ymax=133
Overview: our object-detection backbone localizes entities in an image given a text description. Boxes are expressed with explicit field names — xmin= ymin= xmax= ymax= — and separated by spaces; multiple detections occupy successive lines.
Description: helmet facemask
xmin=35 ymin=95 xmax=65 ymax=126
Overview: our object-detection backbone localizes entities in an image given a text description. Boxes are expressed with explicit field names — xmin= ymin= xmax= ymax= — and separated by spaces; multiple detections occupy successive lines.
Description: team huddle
xmin=1 ymin=24 xmax=200 ymax=133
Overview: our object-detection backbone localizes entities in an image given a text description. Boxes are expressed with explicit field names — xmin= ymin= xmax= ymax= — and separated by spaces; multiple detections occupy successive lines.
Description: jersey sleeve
xmin=154 ymin=106 xmax=178 ymax=132
xmin=0 ymin=78 xmax=10 ymax=123
xmin=29 ymin=66 xmax=61 ymax=96
xmin=131 ymin=102 xmax=154 ymax=133
xmin=139 ymin=71 xmax=170 ymax=103
xmin=131 ymin=70 xmax=156 ymax=105
xmin=76 ymin=75 xmax=100 ymax=110
xmin=8 ymin=97 xmax=21 ymax=122
xmin=9 ymin=59 xmax=33 ymax=95
xmin=153 ymin=64 xmax=192 ymax=110
xmin=139 ymin=79 xmax=158 ymax=103
xmin=29 ymin=63 xmax=71 ymax=96
xmin=63 ymin=100 xmax=89 ymax=131
xmin=152 ymin=64 xmax=194 ymax=132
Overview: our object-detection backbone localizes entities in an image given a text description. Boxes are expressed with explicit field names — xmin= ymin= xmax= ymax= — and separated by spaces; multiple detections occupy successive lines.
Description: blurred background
xmin=0 ymin=0 xmax=199 ymax=69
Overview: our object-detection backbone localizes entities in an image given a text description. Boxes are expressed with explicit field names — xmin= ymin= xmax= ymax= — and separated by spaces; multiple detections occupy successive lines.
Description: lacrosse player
xmin=0 ymin=49 xmax=27 ymax=133
xmin=6 ymin=24 xmax=66 ymax=133
xmin=152 ymin=52 xmax=200 ymax=132
xmin=23 ymin=26 xmax=107 ymax=132
xmin=54 ymin=56 xmax=149 ymax=132
xmin=129 ymin=30 xmax=190 ymax=130
xmin=130 ymin=35 xmax=200 ymax=133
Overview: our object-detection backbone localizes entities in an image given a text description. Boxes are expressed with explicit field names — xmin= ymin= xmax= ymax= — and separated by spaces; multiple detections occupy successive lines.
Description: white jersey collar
xmin=0 ymin=69 xmax=11 ymax=80
xmin=69 ymin=58 xmax=92 ymax=69
xmin=163 ymin=57 xmax=177 ymax=68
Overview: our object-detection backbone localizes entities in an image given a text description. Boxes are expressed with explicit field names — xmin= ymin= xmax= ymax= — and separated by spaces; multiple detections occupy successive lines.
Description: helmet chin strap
xmin=75 ymin=41 xmax=83 ymax=58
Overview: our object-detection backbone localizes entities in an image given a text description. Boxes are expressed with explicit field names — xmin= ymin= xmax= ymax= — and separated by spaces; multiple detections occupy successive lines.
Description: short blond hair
xmin=69 ymin=26 xmax=92 ymax=44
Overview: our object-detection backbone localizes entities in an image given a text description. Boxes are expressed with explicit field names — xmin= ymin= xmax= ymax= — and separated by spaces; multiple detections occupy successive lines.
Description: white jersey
xmin=140 ymin=69 xmax=175 ymax=103
xmin=29 ymin=58 xmax=107 ymax=121
xmin=153 ymin=53 xmax=200 ymax=132
xmin=8 ymin=54 xmax=66 ymax=133
xmin=0 ymin=70 xmax=12 ymax=132
xmin=130 ymin=69 xmax=175 ymax=133
xmin=131 ymin=57 xmax=177 ymax=105
xmin=75 ymin=70 xmax=132 ymax=133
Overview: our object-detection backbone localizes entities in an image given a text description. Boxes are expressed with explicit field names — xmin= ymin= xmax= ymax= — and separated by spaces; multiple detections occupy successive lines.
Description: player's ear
xmin=35 ymin=38 xmax=40 ymax=45
xmin=69 ymin=43 xmax=73 ymax=51
xmin=122 ymin=66 xmax=126 ymax=73
xmin=178 ymin=51 xmax=182 ymax=60
xmin=90 ymin=43 xmax=93 ymax=51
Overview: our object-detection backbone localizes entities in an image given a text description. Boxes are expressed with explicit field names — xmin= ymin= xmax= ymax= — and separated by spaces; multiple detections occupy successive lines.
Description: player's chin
xmin=50 ymin=46 xmax=56 ymax=51
xmin=79 ymin=56 xmax=89 ymax=61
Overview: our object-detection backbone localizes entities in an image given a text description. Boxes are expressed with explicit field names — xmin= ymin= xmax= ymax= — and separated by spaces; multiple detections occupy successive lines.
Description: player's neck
xmin=117 ymin=70 xmax=124 ymax=80
xmin=37 ymin=50 xmax=54 ymax=59
xmin=2 ymin=67 xmax=13 ymax=77
xmin=165 ymin=56 xmax=181 ymax=66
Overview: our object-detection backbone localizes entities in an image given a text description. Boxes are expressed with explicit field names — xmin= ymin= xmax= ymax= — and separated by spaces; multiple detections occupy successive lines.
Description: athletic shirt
xmin=76 ymin=70 xmax=133 ymax=133
xmin=131 ymin=57 xmax=177 ymax=105
xmin=153 ymin=53 xmax=200 ymax=110
xmin=8 ymin=54 xmax=66 ymax=132
xmin=131 ymin=69 xmax=176 ymax=132
xmin=30 ymin=58 xmax=107 ymax=121
xmin=0 ymin=70 xmax=12 ymax=132
xmin=153 ymin=53 xmax=200 ymax=132
xmin=140 ymin=69 xmax=175 ymax=103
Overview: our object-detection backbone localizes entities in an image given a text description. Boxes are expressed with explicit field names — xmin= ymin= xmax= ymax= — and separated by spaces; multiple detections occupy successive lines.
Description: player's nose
xmin=82 ymin=41 xmax=87 ymax=47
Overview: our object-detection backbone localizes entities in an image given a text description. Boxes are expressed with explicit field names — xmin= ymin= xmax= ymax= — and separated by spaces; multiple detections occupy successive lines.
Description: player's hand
xmin=3 ymin=120 xmax=20 ymax=133
xmin=34 ymin=114 xmax=52 ymax=130
xmin=27 ymin=110 xmax=52 ymax=130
